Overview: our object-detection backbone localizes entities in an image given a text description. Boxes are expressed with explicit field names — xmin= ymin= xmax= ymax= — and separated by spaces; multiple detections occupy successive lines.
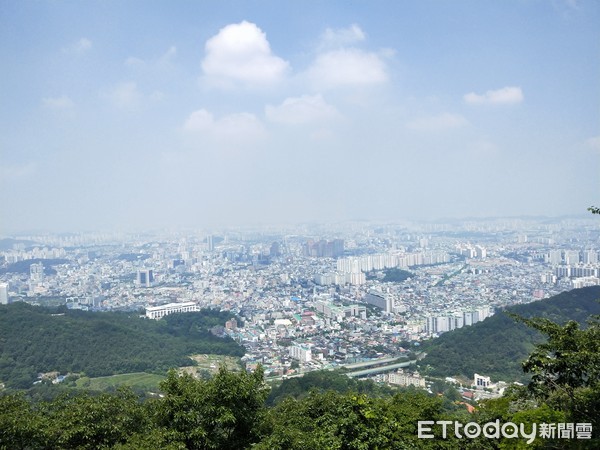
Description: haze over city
xmin=1 ymin=0 xmax=599 ymax=233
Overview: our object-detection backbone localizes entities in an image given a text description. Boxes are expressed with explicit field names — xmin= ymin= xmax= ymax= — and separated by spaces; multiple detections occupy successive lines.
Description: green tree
xmin=500 ymin=312 xmax=600 ymax=445
xmin=256 ymin=390 xmax=390 ymax=449
xmin=154 ymin=366 xmax=268 ymax=450
xmin=0 ymin=393 xmax=45 ymax=450
xmin=42 ymin=387 xmax=149 ymax=449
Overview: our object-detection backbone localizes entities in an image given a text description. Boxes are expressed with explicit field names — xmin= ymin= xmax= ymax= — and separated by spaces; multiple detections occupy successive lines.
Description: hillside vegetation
xmin=420 ymin=285 xmax=600 ymax=382
xmin=1 ymin=287 xmax=600 ymax=447
xmin=0 ymin=258 xmax=69 ymax=275
xmin=266 ymin=369 xmax=396 ymax=405
xmin=0 ymin=303 xmax=244 ymax=388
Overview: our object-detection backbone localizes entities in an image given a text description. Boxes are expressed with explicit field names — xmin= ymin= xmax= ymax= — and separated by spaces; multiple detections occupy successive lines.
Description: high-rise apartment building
xmin=364 ymin=291 xmax=393 ymax=313
xmin=564 ymin=250 xmax=580 ymax=265
xmin=546 ymin=250 xmax=562 ymax=265
xmin=289 ymin=344 xmax=312 ymax=362
xmin=30 ymin=262 xmax=44 ymax=283
xmin=0 ymin=283 xmax=8 ymax=305
xmin=584 ymin=250 xmax=598 ymax=264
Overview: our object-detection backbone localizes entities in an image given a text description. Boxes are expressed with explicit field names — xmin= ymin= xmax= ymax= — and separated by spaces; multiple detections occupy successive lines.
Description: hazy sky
xmin=1 ymin=0 xmax=599 ymax=232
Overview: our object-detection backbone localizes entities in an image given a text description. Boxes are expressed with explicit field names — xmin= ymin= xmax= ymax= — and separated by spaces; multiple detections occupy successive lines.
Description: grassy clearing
xmin=74 ymin=355 xmax=242 ymax=391
xmin=75 ymin=372 xmax=165 ymax=392
xmin=179 ymin=354 xmax=243 ymax=378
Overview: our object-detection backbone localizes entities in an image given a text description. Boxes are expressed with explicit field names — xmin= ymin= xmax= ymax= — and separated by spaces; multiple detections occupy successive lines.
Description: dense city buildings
xmin=1 ymin=216 xmax=598 ymax=380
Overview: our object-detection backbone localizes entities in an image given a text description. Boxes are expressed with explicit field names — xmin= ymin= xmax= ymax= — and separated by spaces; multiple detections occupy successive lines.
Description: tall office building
xmin=136 ymin=269 xmax=154 ymax=287
xmin=0 ymin=283 xmax=8 ymax=305
xmin=207 ymin=235 xmax=214 ymax=252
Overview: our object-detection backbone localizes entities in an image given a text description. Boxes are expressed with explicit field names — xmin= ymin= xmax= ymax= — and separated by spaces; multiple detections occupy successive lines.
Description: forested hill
xmin=0 ymin=303 xmax=244 ymax=388
xmin=420 ymin=285 xmax=600 ymax=382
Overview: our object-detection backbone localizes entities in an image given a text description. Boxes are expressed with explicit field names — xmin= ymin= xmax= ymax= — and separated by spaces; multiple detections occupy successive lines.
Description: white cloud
xmin=103 ymin=82 xmax=165 ymax=109
xmin=585 ymin=136 xmax=600 ymax=151
xmin=107 ymin=82 xmax=142 ymax=108
xmin=63 ymin=38 xmax=92 ymax=54
xmin=307 ymin=48 xmax=388 ymax=88
xmin=201 ymin=21 xmax=289 ymax=85
xmin=469 ymin=139 xmax=498 ymax=157
xmin=184 ymin=109 xmax=214 ymax=131
xmin=0 ymin=162 xmax=36 ymax=182
xmin=309 ymin=129 xmax=335 ymax=141
xmin=125 ymin=56 xmax=146 ymax=67
xmin=125 ymin=46 xmax=176 ymax=68
xmin=183 ymin=109 xmax=266 ymax=143
xmin=320 ymin=24 xmax=366 ymax=49
xmin=406 ymin=113 xmax=469 ymax=131
xmin=76 ymin=38 xmax=92 ymax=52
xmin=42 ymin=95 xmax=74 ymax=109
xmin=265 ymin=95 xmax=339 ymax=124
xmin=464 ymin=86 xmax=523 ymax=105
xmin=160 ymin=46 xmax=177 ymax=62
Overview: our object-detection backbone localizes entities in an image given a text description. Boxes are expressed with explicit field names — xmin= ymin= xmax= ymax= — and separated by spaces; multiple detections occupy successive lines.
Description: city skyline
xmin=1 ymin=1 xmax=599 ymax=233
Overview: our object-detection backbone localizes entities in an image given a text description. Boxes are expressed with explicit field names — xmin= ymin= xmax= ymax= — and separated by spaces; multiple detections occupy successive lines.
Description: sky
xmin=1 ymin=0 xmax=599 ymax=233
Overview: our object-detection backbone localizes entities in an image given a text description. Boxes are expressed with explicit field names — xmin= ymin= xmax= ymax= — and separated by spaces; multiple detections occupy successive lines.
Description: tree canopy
xmin=2 ymin=291 xmax=600 ymax=447
xmin=420 ymin=286 xmax=600 ymax=382
xmin=0 ymin=304 xmax=244 ymax=389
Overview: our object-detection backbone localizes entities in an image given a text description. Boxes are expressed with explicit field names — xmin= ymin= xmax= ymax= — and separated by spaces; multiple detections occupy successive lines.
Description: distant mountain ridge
xmin=419 ymin=286 xmax=600 ymax=382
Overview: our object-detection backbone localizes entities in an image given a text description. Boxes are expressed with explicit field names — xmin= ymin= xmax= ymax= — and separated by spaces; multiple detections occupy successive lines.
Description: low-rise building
xmin=145 ymin=301 xmax=199 ymax=319
xmin=388 ymin=369 xmax=425 ymax=388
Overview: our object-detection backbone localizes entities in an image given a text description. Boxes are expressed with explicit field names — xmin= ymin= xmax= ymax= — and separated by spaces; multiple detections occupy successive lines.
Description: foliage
xmin=74 ymin=372 xmax=165 ymax=393
xmin=0 ymin=258 xmax=69 ymax=275
xmin=153 ymin=367 xmax=268 ymax=449
xmin=0 ymin=238 xmax=37 ymax=251
xmin=257 ymin=390 xmax=391 ymax=449
xmin=472 ymin=309 xmax=600 ymax=447
xmin=162 ymin=310 xmax=236 ymax=338
xmin=0 ymin=303 xmax=244 ymax=388
xmin=2 ymin=287 xmax=600 ymax=448
xmin=42 ymin=388 xmax=149 ymax=449
xmin=0 ymin=387 xmax=148 ymax=450
xmin=266 ymin=369 xmax=394 ymax=405
xmin=0 ymin=393 xmax=46 ymax=450
xmin=381 ymin=267 xmax=414 ymax=283
xmin=420 ymin=286 xmax=600 ymax=382
xmin=258 ymin=388 xmax=489 ymax=449
xmin=511 ymin=313 xmax=600 ymax=441
xmin=365 ymin=267 xmax=414 ymax=283
xmin=1 ymin=346 xmax=598 ymax=449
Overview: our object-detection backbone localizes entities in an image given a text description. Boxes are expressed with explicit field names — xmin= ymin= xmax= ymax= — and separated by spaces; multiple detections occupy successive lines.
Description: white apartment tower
xmin=0 ymin=283 xmax=8 ymax=305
